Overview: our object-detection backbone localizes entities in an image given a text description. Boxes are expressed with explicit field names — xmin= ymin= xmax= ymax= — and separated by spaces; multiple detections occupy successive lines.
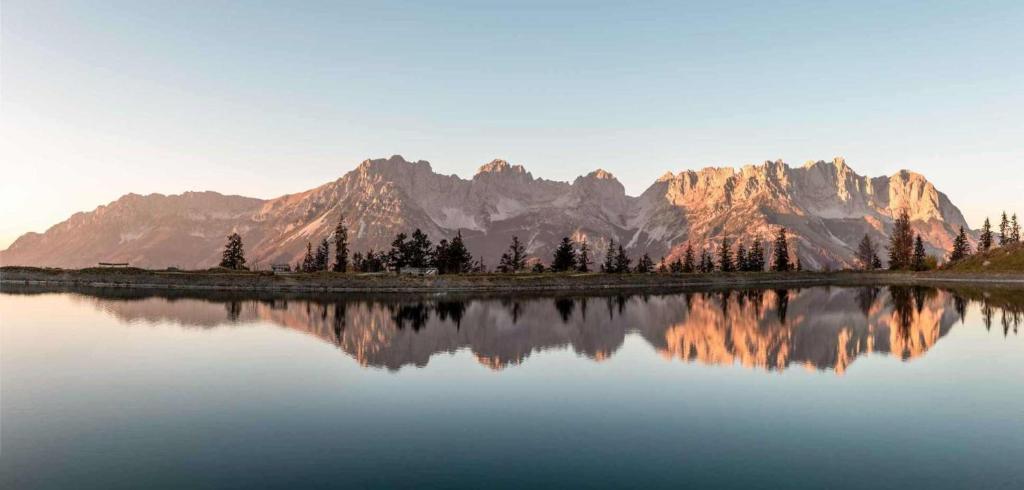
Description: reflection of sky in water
xmin=2 ymin=287 xmax=1022 ymax=489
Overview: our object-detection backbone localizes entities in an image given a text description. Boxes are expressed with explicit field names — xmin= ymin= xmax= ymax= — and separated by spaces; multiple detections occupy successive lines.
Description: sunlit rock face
xmin=1 ymin=156 xmax=969 ymax=270
xmin=74 ymin=286 xmax=984 ymax=374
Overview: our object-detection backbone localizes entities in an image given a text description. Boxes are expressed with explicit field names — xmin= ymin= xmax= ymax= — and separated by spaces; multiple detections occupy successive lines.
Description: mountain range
xmin=0 ymin=155 xmax=971 ymax=270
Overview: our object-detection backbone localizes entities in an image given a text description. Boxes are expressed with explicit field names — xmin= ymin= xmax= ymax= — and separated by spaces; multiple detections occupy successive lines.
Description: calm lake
xmin=1 ymin=285 xmax=1022 ymax=489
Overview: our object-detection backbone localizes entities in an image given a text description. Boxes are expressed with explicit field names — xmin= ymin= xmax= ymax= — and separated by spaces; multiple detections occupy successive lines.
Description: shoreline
xmin=3 ymin=267 xmax=1024 ymax=294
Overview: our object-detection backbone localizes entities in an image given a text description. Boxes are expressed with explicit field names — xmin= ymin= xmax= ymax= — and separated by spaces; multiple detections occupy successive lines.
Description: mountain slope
xmin=0 ymin=155 xmax=971 ymax=270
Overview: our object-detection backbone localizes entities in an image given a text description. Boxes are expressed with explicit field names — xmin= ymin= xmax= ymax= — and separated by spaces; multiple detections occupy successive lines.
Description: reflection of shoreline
xmin=7 ymin=285 xmax=1021 ymax=373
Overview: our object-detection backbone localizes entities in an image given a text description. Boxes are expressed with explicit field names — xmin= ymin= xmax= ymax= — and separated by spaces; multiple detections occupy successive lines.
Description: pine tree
xmin=635 ymin=253 xmax=654 ymax=273
xmin=406 ymin=229 xmax=433 ymax=268
xmin=447 ymin=231 xmax=473 ymax=273
xmin=577 ymin=240 xmax=592 ymax=272
xmin=387 ymin=232 xmax=408 ymax=269
xmin=551 ymin=237 xmax=578 ymax=272
xmin=949 ymin=226 xmax=971 ymax=262
xmin=601 ymin=239 xmax=617 ymax=272
xmin=531 ymin=262 xmax=546 ymax=273
xmin=748 ymin=239 xmax=765 ymax=272
xmin=911 ymin=235 xmax=927 ymax=271
xmin=670 ymin=258 xmax=684 ymax=273
xmin=351 ymin=252 xmax=364 ymax=272
xmin=718 ymin=237 xmax=734 ymax=272
xmin=999 ymin=212 xmax=1010 ymax=246
xmin=332 ymin=214 xmax=349 ymax=272
xmin=682 ymin=243 xmax=695 ymax=273
xmin=856 ymin=234 xmax=878 ymax=271
xmin=507 ymin=236 xmax=526 ymax=272
xmin=699 ymin=249 xmax=714 ymax=273
xmin=735 ymin=243 xmax=748 ymax=272
xmin=613 ymin=245 xmax=631 ymax=273
xmin=772 ymin=227 xmax=790 ymax=272
xmin=657 ymin=256 xmax=668 ymax=273
xmin=301 ymin=242 xmax=316 ymax=272
xmin=315 ymin=238 xmax=330 ymax=271
xmin=888 ymin=209 xmax=913 ymax=270
xmin=794 ymin=255 xmax=803 ymax=271
xmin=497 ymin=252 xmax=514 ymax=273
xmin=978 ymin=218 xmax=993 ymax=252
xmin=871 ymin=253 xmax=882 ymax=270
xmin=1012 ymin=214 xmax=1021 ymax=243
xmin=219 ymin=233 xmax=246 ymax=270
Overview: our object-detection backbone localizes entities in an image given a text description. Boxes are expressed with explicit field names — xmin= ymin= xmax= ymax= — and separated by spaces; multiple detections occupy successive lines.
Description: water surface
xmin=2 ymin=285 xmax=1022 ymax=489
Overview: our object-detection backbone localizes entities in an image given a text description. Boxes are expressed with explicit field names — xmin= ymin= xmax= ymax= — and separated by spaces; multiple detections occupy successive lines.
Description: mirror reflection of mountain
xmin=34 ymin=285 xmax=1023 ymax=373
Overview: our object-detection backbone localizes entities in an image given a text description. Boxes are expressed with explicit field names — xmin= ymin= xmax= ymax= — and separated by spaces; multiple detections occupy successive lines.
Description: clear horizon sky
xmin=2 ymin=1 xmax=1022 ymax=249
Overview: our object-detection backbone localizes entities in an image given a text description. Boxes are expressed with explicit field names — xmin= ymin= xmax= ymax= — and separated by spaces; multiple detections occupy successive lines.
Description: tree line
xmin=855 ymin=209 xmax=1020 ymax=271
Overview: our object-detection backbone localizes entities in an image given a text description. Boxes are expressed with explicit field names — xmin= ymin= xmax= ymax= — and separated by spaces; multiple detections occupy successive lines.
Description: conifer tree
xmin=999 ymin=212 xmax=1010 ymax=246
xmin=888 ymin=209 xmax=913 ymax=270
xmin=635 ymin=253 xmax=654 ymax=273
xmin=497 ymin=252 xmax=514 ymax=273
xmin=315 ymin=238 xmax=330 ymax=271
xmin=856 ymin=234 xmax=878 ymax=271
xmin=657 ymin=256 xmax=668 ymax=273
xmin=551 ymin=237 xmax=578 ymax=272
xmin=871 ymin=253 xmax=882 ymax=270
xmin=508 ymin=236 xmax=526 ymax=271
xmin=911 ymin=235 xmax=927 ymax=271
xmin=387 ymin=233 xmax=409 ymax=269
xmin=219 ymin=233 xmax=246 ymax=270
xmin=670 ymin=258 xmax=684 ymax=273
xmin=1012 ymin=214 xmax=1021 ymax=243
xmin=531 ymin=262 xmax=546 ymax=273
xmin=301 ymin=242 xmax=316 ymax=272
xmin=406 ymin=229 xmax=433 ymax=268
xmin=332 ymin=214 xmax=349 ymax=272
xmin=735 ymin=243 xmax=748 ymax=272
xmin=794 ymin=255 xmax=803 ymax=271
xmin=699 ymin=249 xmax=714 ymax=273
xmin=748 ymin=239 xmax=765 ymax=272
xmin=577 ymin=240 xmax=592 ymax=272
xmin=772 ymin=227 xmax=791 ymax=272
xmin=949 ymin=226 xmax=971 ymax=262
xmin=979 ymin=218 xmax=993 ymax=252
xmin=718 ymin=237 xmax=734 ymax=272
xmin=613 ymin=245 xmax=631 ymax=273
xmin=351 ymin=252 xmax=364 ymax=272
xmin=601 ymin=239 xmax=617 ymax=272
xmin=682 ymin=243 xmax=695 ymax=273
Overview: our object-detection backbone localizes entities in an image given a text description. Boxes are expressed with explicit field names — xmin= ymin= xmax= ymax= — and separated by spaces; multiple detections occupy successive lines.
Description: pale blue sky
xmin=2 ymin=0 xmax=1022 ymax=248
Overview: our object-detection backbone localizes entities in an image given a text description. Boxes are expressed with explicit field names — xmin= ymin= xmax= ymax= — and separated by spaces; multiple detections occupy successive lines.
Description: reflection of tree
xmin=774 ymin=290 xmax=789 ymax=325
xmin=982 ymin=301 xmax=993 ymax=331
xmin=952 ymin=294 xmax=967 ymax=324
xmin=225 ymin=301 xmax=242 ymax=322
xmin=856 ymin=287 xmax=880 ymax=318
xmin=436 ymin=301 xmax=466 ymax=328
xmin=332 ymin=302 xmax=346 ymax=341
xmin=889 ymin=286 xmax=915 ymax=340
xmin=390 ymin=303 xmax=430 ymax=331
xmin=500 ymin=299 xmax=522 ymax=324
xmin=554 ymin=298 xmax=575 ymax=324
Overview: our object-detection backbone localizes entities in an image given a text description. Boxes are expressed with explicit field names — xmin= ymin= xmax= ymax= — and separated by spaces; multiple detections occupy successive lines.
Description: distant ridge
xmin=1 ymin=155 xmax=971 ymax=270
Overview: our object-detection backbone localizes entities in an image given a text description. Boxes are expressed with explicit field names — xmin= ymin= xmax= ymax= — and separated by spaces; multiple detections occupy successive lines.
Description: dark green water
xmin=1 ymin=285 xmax=1022 ymax=489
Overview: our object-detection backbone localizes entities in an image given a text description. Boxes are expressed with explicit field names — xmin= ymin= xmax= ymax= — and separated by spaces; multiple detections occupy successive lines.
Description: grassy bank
xmin=3 ymin=266 xmax=1024 ymax=293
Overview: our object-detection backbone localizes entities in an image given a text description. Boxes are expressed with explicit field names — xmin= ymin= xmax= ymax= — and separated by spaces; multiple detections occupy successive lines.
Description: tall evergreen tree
xmin=332 ymin=214 xmax=349 ymax=272
xmin=718 ymin=237 xmax=734 ymax=272
xmin=634 ymin=253 xmax=654 ymax=273
xmin=508 ymin=236 xmax=526 ymax=271
xmin=657 ymin=256 xmax=668 ymax=273
xmin=670 ymin=257 xmax=684 ymax=273
xmin=911 ymin=235 xmax=927 ymax=271
xmin=949 ymin=226 xmax=971 ymax=262
xmin=613 ymin=245 xmax=631 ymax=273
xmin=406 ymin=229 xmax=433 ymax=268
xmin=748 ymin=239 xmax=765 ymax=272
xmin=772 ymin=227 xmax=791 ymax=272
xmin=888 ymin=209 xmax=914 ymax=270
xmin=794 ymin=255 xmax=803 ymax=272
xmin=682 ymin=243 xmax=696 ymax=273
xmin=301 ymin=242 xmax=316 ymax=272
xmin=999 ymin=211 xmax=1010 ymax=246
xmin=447 ymin=231 xmax=474 ymax=273
xmin=219 ymin=233 xmax=246 ymax=270
xmin=979 ymin=218 xmax=993 ymax=252
xmin=387 ymin=233 xmax=409 ymax=269
xmin=1012 ymin=214 xmax=1021 ymax=243
xmin=315 ymin=238 xmax=330 ymax=271
xmin=856 ymin=234 xmax=878 ymax=271
xmin=551 ymin=237 xmax=578 ymax=272
xmin=735 ymin=243 xmax=748 ymax=272
xmin=577 ymin=240 xmax=592 ymax=272
xmin=699 ymin=248 xmax=714 ymax=273
xmin=601 ymin=239 xmax=617 ymax=272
